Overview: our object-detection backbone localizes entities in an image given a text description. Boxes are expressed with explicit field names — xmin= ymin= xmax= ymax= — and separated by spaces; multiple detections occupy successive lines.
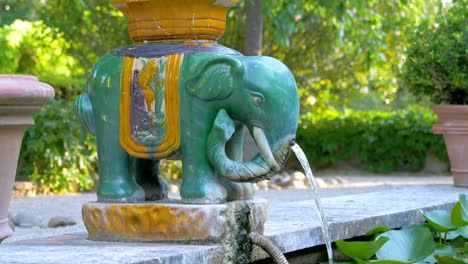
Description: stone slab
xmin=83 ymin=199 xmax=267 ymax=243
xmin=0 ymin=233 xmax=224 ymax=264
xmin=0 ymin=185 xmax=465 ymax=263
xmin=252 ymin=185 xmax=465 ymax=260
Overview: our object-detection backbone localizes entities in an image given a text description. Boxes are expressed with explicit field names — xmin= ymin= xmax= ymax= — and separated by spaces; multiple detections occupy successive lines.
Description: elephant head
xmin=183 ymin=53 xmax=299 ymax=182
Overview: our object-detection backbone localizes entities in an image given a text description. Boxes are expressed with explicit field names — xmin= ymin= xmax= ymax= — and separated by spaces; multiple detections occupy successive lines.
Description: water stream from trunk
xmin=290 ymin=143 xmax=333 ymax=264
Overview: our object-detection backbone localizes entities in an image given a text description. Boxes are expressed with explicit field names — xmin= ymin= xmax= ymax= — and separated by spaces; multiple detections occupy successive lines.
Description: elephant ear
xmin=183 ymin=53 xmax=243 ymax=101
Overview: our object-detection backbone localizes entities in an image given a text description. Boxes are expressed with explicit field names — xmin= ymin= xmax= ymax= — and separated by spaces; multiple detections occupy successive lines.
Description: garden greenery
xmin=335 ymin=194 xmax=468 ymax=263
xmin=401 ymin=0 xmax=468 ymax=104
xmin=18 ymin=100 xmax=183 ymax=192
xmin=296 ymin=107 xmax=448 ymax=172
xmin=19 ymin=104 xmax=448 ymax=193
xmin=0 ymin=0 xmax=452 ymax=191
xmin=18 ymin=100 xmax=97 ymax=192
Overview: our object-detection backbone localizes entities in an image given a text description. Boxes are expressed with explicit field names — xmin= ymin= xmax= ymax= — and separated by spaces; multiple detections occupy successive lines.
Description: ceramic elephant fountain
xmin=76 ymin=0 xmax=299 ymax=205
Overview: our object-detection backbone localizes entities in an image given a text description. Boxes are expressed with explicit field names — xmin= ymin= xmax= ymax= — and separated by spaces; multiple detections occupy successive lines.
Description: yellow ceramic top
xmin=111 ymin=0 xmax=239 ymax=42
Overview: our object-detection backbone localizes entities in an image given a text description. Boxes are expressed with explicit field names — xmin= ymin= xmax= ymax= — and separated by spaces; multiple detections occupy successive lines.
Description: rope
xmin=249 ymin=232 xmax=289 ymax=264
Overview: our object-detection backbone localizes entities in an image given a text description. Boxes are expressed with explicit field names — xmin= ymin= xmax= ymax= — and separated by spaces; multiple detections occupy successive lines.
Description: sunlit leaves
xmin=336 ymin=195 xmax=468 ymax=263
xmin=335 ymin=237 xmax=389 ymax=260
xmin=375 ymin=227 xmax=436 ymax=262
xmin=0 ymin=20 xmax=79 ymax=98
xmin=422 ymin=210 xmax=458 ymax=233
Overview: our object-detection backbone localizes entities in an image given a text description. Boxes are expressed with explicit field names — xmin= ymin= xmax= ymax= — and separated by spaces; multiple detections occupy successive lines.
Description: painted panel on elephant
xmin=120 ymin=54 xmax=183 ymax=159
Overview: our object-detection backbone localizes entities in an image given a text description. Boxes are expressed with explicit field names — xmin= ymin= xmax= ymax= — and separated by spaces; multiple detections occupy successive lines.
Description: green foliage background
xmin=0 ymin=0 xmax=455 ymax=192
xmin=401 ymin=0 xmax=468 ymax=104
xmin=297 ymin=107 xmax=448 ymax=172
xmin=18 ymin=101 xmax=97 ymax=192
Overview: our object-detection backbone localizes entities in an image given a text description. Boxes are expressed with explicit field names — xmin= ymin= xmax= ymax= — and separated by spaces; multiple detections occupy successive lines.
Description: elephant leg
xmin=94 ymin=131 xmax=145 ymax=203
xmin=180 ymin=149 xmax=227 ymax=203
xmin=91 ymin=55 xmax=144 ymax=203
xmin=180 ymin=113 xmax=227 ymax=203
xmin=133 ymin=158 xmax=168 ymax=201
xmin=220 ymin=121 xmax=255 ymax=201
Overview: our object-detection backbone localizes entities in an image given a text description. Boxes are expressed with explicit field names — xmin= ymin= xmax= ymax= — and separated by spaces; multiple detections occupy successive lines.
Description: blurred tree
xmin=221 ymin=0 xmax=441 ymax=113
xmin=35 ymin=0 xmax=131 ymax=73
xmin=0 ymin=0 xmax=130 ymax=98
xmin=1 ymin=0 xmax=441 ymax=108
xmin=0 ymin=0 xmax=447 ymax=191
xmin=245 ymin=0 xmax=263 ymax=56
xmin=0 ymin=0 xmax=38 ymax=25
xmin=0 ymin=20 xmax=79 ymax=98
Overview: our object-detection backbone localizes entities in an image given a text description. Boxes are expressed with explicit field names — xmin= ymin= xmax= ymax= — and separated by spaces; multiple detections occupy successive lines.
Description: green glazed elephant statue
xmin=75 ymin=41 xmax=299 ymax=203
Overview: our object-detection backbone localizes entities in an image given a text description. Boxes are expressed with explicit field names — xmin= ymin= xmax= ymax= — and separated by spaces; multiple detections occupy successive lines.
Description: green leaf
xmin=434 ymin=244 xmax=457 ymax=256
xmin=451 ymin=202 xmax=468 ymax=227
xmin=449 ymin=235 xmax=466 ymax=249
xmin=369 ymin=261 xmax=409 ymax=264
xmin=447 ymin=230 xmax=463 ymax=240
xmin=375 ymin=227 xmax=435 ymax=262
xmin=354 ymin=259 xmax=409 ymax=264
xmin=421 ymin=210 xmax=457 ymax=232
xmin=365 ymin=226 xmax=390 ymax=237
xmin=434 ymin=255 xmax=466 ymax=264
xmin=458 ymin=226 xmax=468 ymax=239
xmin=336 ymin=237 xmax=389 ymax=260
xmin=319 ymin=262 xmax=355 ymax=264
xmin=400 ymin=223 xmax=430 ymax=230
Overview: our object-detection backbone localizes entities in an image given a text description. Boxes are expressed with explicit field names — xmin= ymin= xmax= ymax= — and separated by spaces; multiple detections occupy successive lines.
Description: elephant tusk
xmin=207 ymin=109 xmax=272 ymax=182
xmin=252 ymin=126 xmax=281 ymax=172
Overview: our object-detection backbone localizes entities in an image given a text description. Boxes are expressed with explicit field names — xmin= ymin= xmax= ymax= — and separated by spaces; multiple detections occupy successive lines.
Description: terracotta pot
xmin=0 ymin=75 xmax=54 ymax=242
xmin=433 ymin=104 xmax=468 ymax=187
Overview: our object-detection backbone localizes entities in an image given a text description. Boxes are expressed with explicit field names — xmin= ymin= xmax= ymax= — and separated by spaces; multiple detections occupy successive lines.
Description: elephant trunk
xmin=207 ymin=110 xmax=279 ymax=182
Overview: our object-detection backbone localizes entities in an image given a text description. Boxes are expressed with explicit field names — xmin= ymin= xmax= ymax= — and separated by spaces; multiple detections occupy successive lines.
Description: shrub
xmin=401 ymin=0 xmax=468 ymax=104
xmin=296 ymin=107 xmax=448 ymax=172
xmin=17 ymin=99 xmax=183 ymax=193
xmin=18 ymin=99 xmax=97 ymax=192
xmin=18 ymin=102 xmax=446 ymax=193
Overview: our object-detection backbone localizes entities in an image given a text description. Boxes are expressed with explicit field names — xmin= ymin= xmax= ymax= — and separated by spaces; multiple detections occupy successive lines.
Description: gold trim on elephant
xmin=120 ymin=54 xmax=183 ymax=159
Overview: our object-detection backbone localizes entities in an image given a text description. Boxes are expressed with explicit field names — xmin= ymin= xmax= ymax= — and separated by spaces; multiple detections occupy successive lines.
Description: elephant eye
xmin=250 ymin=93 xmax=264 ymax=107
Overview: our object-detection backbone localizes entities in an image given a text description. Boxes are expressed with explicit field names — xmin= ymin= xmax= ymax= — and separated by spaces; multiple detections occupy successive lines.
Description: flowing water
xmin=291 ymin=143 xmax=333 ymax=264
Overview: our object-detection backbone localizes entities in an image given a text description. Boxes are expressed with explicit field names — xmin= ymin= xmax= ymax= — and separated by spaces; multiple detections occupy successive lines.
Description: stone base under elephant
xmin=82 ymin=199 xmax=267 ymax=244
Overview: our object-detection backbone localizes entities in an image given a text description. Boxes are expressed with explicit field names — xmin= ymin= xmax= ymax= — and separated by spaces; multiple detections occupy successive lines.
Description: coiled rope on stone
xmin=249 ymin=232 xmax=289 ymax=264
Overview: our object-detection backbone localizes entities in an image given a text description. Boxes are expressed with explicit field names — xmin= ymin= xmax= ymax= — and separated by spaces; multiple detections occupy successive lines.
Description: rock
xmin=13 ymin=212 xmax=40 ymax=228
xmin=11 ymin=181 xmax=38 ymax=198
xmin=8 ymin=214 xmax=14 ymax=231
xmin=48 ymin=217 xmax=76 ymax=228
xmin=269 ymin=174 xmax=282 ymax=185
xmin=276 ymin=173 xmax=292 ymax=187
xmin=292 ymin=171 xmax=306 ymax=181
xmin=268 ymin=183 xmax=282 ymax=190
xmin=336 ymin=176 xmax=348 ymax=184
xmin=255 ymin=180 xmax=269 ymax=190
xmin=314 ymin=178 xmax=328 ymax=188
xmin=291 ymin=180 xmax=307 ymax=189
xmin=328 ymin=178 xmax=339 ymax=185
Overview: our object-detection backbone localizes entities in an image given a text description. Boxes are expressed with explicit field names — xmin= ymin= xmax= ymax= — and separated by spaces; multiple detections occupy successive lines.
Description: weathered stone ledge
xmin=252 ymin=185 xmax=464 ymax=260
xmin=0 ymin=185 xmax=464 ymax=263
